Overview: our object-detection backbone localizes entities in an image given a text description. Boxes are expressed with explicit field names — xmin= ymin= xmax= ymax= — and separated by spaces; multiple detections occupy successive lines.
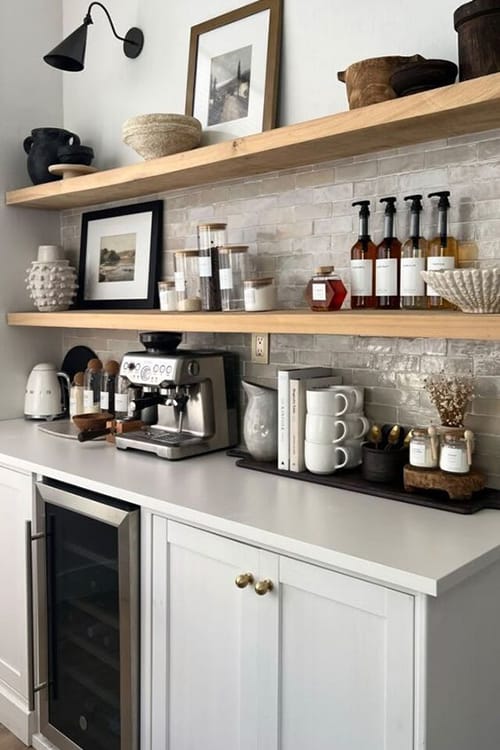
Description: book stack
xmin=277 ymin=367 xmax=342 ymax=473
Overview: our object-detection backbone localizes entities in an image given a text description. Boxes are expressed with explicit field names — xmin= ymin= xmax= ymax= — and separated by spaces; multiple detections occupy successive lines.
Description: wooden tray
xmin=227 ymin=450 xmax=500 ymax=515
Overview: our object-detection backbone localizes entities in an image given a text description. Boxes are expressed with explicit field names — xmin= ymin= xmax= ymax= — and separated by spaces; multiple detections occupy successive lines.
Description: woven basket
xmin=122 ymin=113 xmax=202 ymax=159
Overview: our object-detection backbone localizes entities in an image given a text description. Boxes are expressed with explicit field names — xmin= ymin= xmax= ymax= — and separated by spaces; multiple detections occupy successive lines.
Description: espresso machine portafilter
xmin=115 ymin=332 xmax=239 ymax=459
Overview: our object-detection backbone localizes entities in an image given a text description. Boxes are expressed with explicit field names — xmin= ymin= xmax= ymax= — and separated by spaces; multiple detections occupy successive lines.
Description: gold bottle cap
xmin=315 ymin=266 xmax=334 ymax=274
xmin=197 ymin=222 xmax=227 ymax=230
xmin=87 ymin=358 xmax=103 ymax=372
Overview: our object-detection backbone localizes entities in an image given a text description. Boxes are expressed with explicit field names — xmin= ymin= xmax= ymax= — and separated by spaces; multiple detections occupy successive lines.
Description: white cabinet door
xmin=0 ymin=465 xmax=32 ymax=701
xmin=149 ymin=517 xmax=414 ymax=750
xmin=276 ymin=555 xmax=414 ymax=750
xmin=150 ymin=517 xmax=273 ymax=750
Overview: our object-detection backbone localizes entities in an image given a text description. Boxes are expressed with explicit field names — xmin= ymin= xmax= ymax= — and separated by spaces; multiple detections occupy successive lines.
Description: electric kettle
xmin=24 ymin=363 xmax=70 ymax=420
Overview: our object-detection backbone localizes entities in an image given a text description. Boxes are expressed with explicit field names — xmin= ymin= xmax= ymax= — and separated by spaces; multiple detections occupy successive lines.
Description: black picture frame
xmin=76 ymin=200 xmax=163 ymax=309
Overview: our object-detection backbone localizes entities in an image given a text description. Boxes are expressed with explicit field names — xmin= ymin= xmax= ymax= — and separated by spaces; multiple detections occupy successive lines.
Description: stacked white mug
xmin=304 ymin=386 xmax=368 ymax=475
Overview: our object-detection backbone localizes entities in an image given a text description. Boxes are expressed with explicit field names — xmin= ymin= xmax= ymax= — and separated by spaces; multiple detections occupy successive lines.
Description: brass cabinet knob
xmin=235 ymin=572 xmax=254 ymax=589
xmin=254 ymin=579 xmax=274 ymax=596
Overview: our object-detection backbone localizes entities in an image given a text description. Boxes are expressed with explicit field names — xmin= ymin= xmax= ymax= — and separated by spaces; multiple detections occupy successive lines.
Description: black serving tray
xmin=227 ymin=450 xmax=500 ymax=515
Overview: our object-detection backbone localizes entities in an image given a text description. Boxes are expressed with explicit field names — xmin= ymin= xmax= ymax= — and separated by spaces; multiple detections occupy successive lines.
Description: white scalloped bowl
xmin=421 ymin=268 xmax=500 ymax=313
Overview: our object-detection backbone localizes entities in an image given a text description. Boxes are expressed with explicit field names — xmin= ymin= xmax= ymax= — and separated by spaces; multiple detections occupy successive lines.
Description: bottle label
xmin=174 ymin=271 xmax=185 ymax=292
xmin=115 ymin=393 xmax=129 ymax=413
xmin=350 ymin=259 xmax=373 ymax=296
xmin=375 ymin=258 xmax=398 ymax=296
xmin=83 ymin=390 xmax=94 ymax=410
xmin=219 ymin=267 xmax=233 ymax=290
xmin=426 ymin=256 xmax=455 ymax=296
xmin=100 ymin=392 xmax=109 ymax=410
xmin=199 ymin=256 xmax=212 ymax=278
xmin=401 ymin=257 xmax=425 ymax=296
xmin=312 ymin=282 xmax=327 ymax=301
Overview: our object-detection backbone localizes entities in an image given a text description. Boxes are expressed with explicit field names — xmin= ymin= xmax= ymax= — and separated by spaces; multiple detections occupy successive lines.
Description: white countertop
xmin=1 ymin=419 xmax=500 ymax=596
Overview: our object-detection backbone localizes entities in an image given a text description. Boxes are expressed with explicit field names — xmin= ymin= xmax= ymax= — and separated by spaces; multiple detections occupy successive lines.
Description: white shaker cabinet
xmin=0 ymin=464 xmax=34 ymax=743
xmin=146 ymin=516 xmax=414 ymax=750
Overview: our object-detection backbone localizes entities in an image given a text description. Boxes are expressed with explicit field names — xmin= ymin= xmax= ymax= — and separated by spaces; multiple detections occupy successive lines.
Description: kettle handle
xmin=57 ymin=371 xmax=71 ymax=414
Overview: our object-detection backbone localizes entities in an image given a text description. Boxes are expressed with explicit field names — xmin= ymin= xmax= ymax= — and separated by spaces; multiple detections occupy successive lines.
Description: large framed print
xmin=185 ymin=0 xmax=282 ymax=141
xmin=76 ymin=201 xmax=162 ymax=309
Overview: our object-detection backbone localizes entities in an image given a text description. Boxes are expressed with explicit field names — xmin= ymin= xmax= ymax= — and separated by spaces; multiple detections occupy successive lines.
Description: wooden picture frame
xmin=185 ymin=0 xmax=282 ymax=140
xmin=76 ymin=201 xmax=163 ymax=309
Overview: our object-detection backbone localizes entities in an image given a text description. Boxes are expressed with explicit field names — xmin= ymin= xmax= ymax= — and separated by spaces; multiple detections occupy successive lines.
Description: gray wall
xmin=0 ymin=1 xmax=63 ymax=418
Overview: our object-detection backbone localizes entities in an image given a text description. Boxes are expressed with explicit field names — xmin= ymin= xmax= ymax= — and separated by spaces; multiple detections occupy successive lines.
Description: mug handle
xmin=352 ymin=389 xmax=363 ymax=410
xmin=335 ymin=393 xmax=348 ymax=416
xmin=23 ymin=136 xmax=34 ymax=154
xmin=331 ymin=420 xmax=347 ymax=445
xmin=352 ymin=416 xmax=370 ymax=439
xmin=334 ymin=446 xmax=348 ymax=469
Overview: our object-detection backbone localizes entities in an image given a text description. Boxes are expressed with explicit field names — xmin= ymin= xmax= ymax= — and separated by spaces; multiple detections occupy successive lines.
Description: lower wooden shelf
xmin=5 ymin=308 xmax=500 ymax=339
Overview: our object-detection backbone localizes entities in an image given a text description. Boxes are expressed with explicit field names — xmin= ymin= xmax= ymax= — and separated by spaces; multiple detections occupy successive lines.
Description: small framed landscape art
xmin=76 ymin=201 xmax=162 ymax=309
xmin=185 ymin=0 xmax=282 ymax=142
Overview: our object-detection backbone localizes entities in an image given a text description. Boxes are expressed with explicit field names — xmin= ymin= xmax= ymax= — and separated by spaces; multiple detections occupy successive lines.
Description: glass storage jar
xmin=174 ymin=250 xmax=201 ymax=311
xmin=409 ymin=427 xmax=439 ymax=469
xmin=158 ymin=279 xmax=177 ymax=311
xmin=197 ymin=223 xmax=226 ymax=311
xmin=304 ymin=266 xmax=347 ymax=311
xmin=219 ymin=245 xmax=252 ymax=311
xmin=439 ymin=432 xmax=470 ymax=474
xmin=244 ymin=277 xmax=277 ymax=311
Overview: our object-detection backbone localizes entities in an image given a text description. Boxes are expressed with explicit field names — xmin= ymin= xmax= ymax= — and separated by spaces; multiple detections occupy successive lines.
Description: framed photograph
xmin=76 ymin=201 xmax=162 ymax=309
xmin=185 ymin=0 xmax=282 ymax=141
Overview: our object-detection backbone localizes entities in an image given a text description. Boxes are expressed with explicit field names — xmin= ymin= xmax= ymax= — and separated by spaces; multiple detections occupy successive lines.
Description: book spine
xmin=289 ymin=380 xmax=300 ymax=472
xmin=277 ymin=371 xmax=290 ymax=470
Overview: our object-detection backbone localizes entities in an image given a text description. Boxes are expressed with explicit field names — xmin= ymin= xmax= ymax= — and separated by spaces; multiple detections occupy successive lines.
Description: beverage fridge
xmin=27 ymin=479 xmax=139 ymax=750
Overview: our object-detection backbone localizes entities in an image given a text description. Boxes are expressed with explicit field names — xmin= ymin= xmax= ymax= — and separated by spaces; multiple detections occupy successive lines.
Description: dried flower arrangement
xmin=424 ymin=372 xmax=473 ymax=427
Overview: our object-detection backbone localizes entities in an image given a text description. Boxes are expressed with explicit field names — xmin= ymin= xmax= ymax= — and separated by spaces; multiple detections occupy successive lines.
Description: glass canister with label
xmin=174 ymin=250 xmax=201 ymax=311
xmin=304 ymin=266 xmax=347 ymax=311
xmin=409 ymin=427 xmax=439 ymax=469
xmin=197 ymin=223 xmax=226 ymax=311
xmin=244 ymin=277 xmax=277 ymax=311
xmin=219 ymin=245 xmax=252 ymax=311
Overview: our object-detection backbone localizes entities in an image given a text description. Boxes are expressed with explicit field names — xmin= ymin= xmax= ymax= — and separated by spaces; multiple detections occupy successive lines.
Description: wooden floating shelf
xmin=6 ymin=309 xmax=500 ymax=340
xmin=6 ymin=73 xmax=500 ymax=210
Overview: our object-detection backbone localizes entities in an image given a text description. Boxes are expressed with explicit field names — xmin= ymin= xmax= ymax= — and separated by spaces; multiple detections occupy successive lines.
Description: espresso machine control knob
xmin=140 ymin=366 xmax=152 ymax=381
xmin=187 ymin=360 xmax=200 ymax=376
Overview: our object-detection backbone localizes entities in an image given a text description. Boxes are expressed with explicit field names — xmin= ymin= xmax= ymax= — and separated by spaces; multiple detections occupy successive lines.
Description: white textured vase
xmin=242 ymin=380 xmax=278 ymax=462
xmin=26 ymin=259 xmax=78 ymax=312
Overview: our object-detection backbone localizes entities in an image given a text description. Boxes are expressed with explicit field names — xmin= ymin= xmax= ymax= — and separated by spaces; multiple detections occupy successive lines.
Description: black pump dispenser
xmin=428 ymin=191 xmax=451 ymax=245
xmin=350 ymin=200 xmax=376 ymax=309
xmin=353 ymin=200 xmax=371 ymax=239
xmin=380 ymin=196 xmax=397 ymax=239
xmin=427 ymin=190 xmax=457 ymax=309
xmin=376 ymin=197 xmax=401 ymax=309
xmin=404 ymin=194 xmax=424 ymax=246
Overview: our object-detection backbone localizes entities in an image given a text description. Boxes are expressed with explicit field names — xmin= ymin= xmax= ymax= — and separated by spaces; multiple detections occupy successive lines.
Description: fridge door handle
xmin=25 ymin=520 xmax=48 ymax=712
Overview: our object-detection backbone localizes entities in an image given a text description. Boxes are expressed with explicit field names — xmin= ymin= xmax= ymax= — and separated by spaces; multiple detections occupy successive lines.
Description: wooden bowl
xmin=72 ymin=412 xmax=113 ymax=431
xmin=337 ymin=54 xmax=424 ymax=109
xmin=390 ymin=59 xmax=458 ymax=97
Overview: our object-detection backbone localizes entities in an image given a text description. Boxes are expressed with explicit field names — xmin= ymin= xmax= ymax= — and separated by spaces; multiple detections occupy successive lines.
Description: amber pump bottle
xmin=427 ymin=191 xmax=458 ymax=309
xmin=400 ymin=194 xmax=428 ymax=309
xmin=350 ymin=200 xmax=376 ymax=309
xmin=376 ymin=197 xmax=401 ymax=309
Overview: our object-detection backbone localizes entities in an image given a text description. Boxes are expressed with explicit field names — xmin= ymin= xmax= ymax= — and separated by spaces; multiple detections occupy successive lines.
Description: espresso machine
xmin=115 ymin=332 xmax=239 ymax=459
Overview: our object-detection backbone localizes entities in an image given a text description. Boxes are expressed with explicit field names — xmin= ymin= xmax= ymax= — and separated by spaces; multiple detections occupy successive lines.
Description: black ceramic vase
xmin=23 ymin=127 xmax=81 ymax=185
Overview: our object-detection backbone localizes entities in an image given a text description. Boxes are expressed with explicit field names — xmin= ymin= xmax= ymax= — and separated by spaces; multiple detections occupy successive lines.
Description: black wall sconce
xmin=44 ymin=2 xmax=144 ymax=72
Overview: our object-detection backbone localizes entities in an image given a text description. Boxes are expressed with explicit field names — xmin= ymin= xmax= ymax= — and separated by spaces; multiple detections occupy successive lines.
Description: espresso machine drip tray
xmin=115 ymin=428 xmax=206 ymax=460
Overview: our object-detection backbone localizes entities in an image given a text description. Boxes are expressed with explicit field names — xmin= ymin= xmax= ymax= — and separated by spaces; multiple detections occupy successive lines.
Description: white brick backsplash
xmin=61 ymin=128 xmax=500 ymax=486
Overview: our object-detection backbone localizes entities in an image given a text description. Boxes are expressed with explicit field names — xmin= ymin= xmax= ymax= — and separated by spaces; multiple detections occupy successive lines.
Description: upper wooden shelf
xmin=6 ymin=309 xmax=500 ymax=340
xmin=6 ymin=74 xmax=500 ymax=210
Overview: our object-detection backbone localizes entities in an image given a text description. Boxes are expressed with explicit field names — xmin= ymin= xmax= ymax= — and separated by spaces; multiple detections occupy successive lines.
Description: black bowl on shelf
xmin=390 ymin=59 xmax=458 ymax=97
xmin=57 ymin=143 xmax=95 ymax=165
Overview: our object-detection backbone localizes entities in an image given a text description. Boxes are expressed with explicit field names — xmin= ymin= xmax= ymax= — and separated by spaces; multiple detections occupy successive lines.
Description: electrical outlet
xmin=251 ymin=333 xmax=270 ymax=364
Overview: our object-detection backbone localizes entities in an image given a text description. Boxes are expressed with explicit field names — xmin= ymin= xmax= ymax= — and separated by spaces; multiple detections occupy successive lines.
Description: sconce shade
xmin=43 ymin=23 xmax=89 ymax=72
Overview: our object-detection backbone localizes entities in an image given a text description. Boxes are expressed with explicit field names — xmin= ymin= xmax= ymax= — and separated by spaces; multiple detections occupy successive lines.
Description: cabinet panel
xmin=0 ymin=465 xmax=32 ymax=699
xmin=278 ymin=557 xmax=414 ymax=750
xmin=152 ymin=519 xmax=264 ymax=750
